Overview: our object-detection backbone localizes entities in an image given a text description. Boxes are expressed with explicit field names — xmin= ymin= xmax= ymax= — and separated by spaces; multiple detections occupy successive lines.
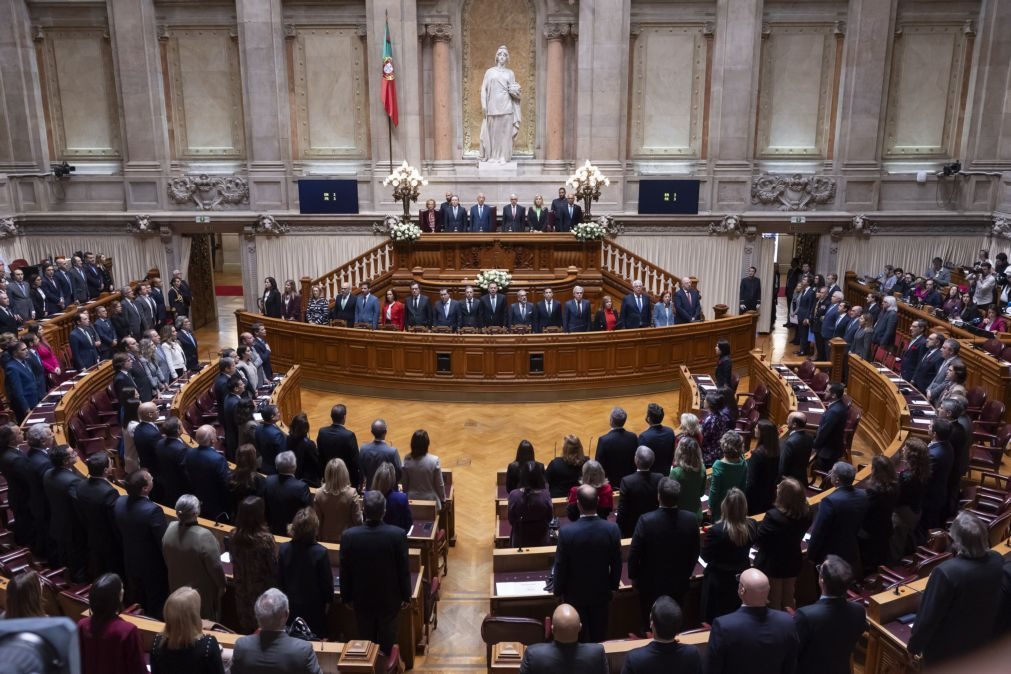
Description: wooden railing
xmin=300 ymin=240 xmax=395 ymax=309
xmin=601 ymin=239 xmax=686 ymax=300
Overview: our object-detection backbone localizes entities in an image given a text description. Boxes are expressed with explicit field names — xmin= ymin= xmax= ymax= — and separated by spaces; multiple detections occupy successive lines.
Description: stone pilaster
xmin=708 ymin=0 xmax=763 ymax=169
xmin=575 ymin=0 xmax=631 ymax=162
xmin=426 ymin=24 xmax=453 ymax=161
xmin=0 ymin=0 xmax=47 ymax=172
xmin=544 ymin=23 xmax=572 ymax=161
xmin=240 ymin=227 xmax=260 ymax=312
xmin=963 ymin=0 xmax=1011 ymax=171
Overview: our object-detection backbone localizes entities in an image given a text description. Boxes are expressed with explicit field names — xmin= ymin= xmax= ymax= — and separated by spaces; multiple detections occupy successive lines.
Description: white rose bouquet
xmin=572 ymin=220 xmax=608 ymax=242
xmin=565 ymin=160 xmax=610 ymax=218
xmin=475 ymin=269 xmax=512 ymax=290
xmin=388 ymin=218 xmax=422 ymax=243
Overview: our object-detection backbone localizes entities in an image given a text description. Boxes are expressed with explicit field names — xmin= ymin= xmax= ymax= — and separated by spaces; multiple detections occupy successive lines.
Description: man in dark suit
xmin=628 ymin=478 xmax=700 ymax=634
xmin=835 ymin=304 xmax=858 ymax=341
xmin=562 ymin=286 xmax=591 ymax=333
xmin=69 ymin=256 xmax=89 ymax=304
xmin=0 ymin=292 xmax=20 ymax=334
xmin=222 ymin=374 xmax=244 ymax=460
xmin=263 ymin=451 xmax=312 ymax=535
xmin=739 ymin=266 xmax=761 ymax=314
xmin=469 ymin=194 xmax=495 ymax=232
xmin=114 ymin=469 xmax=169 ymax=618
xmin=443 ymin=195 xmax=468 ymax=232
xmin=500 ymin=194 xmax=525 ymax=232
xmin=154 ymin=417 xmax=190 ymax=508
xmin=4 ymin=341 xmax=40 ymax=423
xmin=54 ymin=259 xmax=74 ymax=305
xmin=24 ymin=424 xmax=54 ymax=558
xmin=113 ymin=352 xmax=139 ymax=410
xmin=69 ymin=311 xmax=101 ymax=370
xmin=135 ymin=283 xmax=157 ymax=332
xmin=231 ymin=588 xmax=324 ymax=673
xmin=637 ymin=402 xmax=675 ymax=476
xmin=185 ymin=425 xmax=232 ymax=522
xmin=706 ymin=568 xmax=798 ymax=674
xmin=176 ymin=316 xmax=199 ymax=370
xmin=778 ymin=412 xmax=812 ymax=485
xmin=255 ymin=405 xmax=288 ymax=476
xmin=329 ymin=283 xmax=357 ymax=326
xmin=340 ymin=491 xmax=411 ymax=654
xmin=432 ymin=288 xmax=461 ymax=331
xmin=0 ymin=425 xmax=35 ymax=548
xmin=550 ymin=187 xmax=568 ymax=224
xmin=478 ymin=282 xmax=508 ymax=328
xmin=794 ymin=276 xmax=816 ymax=355
xmin=316 ymin=404 xmax=360 ymax=489
xmin=40 ymin=264 xmax=65 ymax=316
xmin=213 ymin=357 xmax=235 ymax=412
xmin=594 ymin=407 xmax=639 ymax=487
xmin=119 ymin=286 xmax=143 ymax=339
xmin=43 ymin=444 xmax=87 ymax=580
xmin=133 ymin=402 xmax=163 ymax=476
xmin=908 ymin=512 xmax=1006 ymax=665
xmin=76 ymin=452 xmax=124 ymax=580
xmin=358 ymin=419 xmax=402 ymax=489
xmin=813 ymin=383 xmax=848 ymax=471
xmin=912 ymin=332 xmax=944 ymax=394
xmin=899 ymin=319 xmax=928 ymax=382
xmin=817 ymin=292 xmax=843 ymax=361
xmin=533 ymin=288 xmax=562 ymax=333
xmin=557 ymin=194 xmax=582 ymax=232
xmin=518 ymin=604 xmax=609 ymax=674
xmin=794 ymin=555 xmax=866 ymax=674
xmin=620 ymin=597 xmax=702 ymax=674
xmin=619 ymin=281 xmax=651 ymax=329
xmin=9 ymin=268 xmax=35 ymax=321
xmin=673 ymin=278 xmax=702 ymax=324
xmin=616 ymin=447 xmax=662 ymax=537
xmin=84 ymin=252 xmax=104 ymax=299
xmin=553 ymin=485 xmax=622 ymax=642
xmin=922 ymin=418 xmax=955 ymax=531
xmin=507 ymin=289 xmax=534 ymax=330
xmin=807 ymin=462 xmax=869 ymax=575
xmin=250 ymin=323 xmax=273 ymax=380
xmin=459 ymin=286 xmax=481 ymax=329
xmin=405 ymin=283 xmax=432 ymax=329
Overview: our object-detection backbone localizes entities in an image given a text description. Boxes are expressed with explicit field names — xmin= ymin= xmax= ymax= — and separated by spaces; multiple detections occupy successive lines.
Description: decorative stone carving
xmin=127 ymin=214 xmax=155 ymax=235
xmin=479 ymin=45 xmax=522 ymax=163
xmin=167 ymin=175 xmax=249 ymax=210
xmin=545 ymin=23 xmax=574 ymax=41
xmin=593 ymin=214 xmax=623 ymax=237
xmin=751 ymin=174 xmax=836 ymax=211
xmin=992 ymin=215 xmax=1011 ymax=240
xmin=245 ymin=214 xmax=290 ymax=240
xmin=371 ymin=215 xmax=404 ymax=237
xmin=709 ymin=214 xmax=741 ymax=236
xmin=830 ymin=214 xmax=878 ymax=241
xmin=0 ymin=217 xmax=20 ymax=239
xmin=426 ymin=24 xmax=452 ymax=42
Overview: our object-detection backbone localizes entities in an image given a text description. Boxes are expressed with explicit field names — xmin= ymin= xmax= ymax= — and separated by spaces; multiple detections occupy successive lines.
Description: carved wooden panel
xmin=756 ymin=25 xmax=837 ymax=158
xmin=630 ymin=25 xmax=706 ymax=157
xmin=291 ymin=27 xmax=369 ymax=158
xmin=165 ymin=28 xmax=246 ymax=159
xmin=883 ymin=24 xmax=968 ymax=158
xmin=39 ymin=28 xmax=120 ymax=159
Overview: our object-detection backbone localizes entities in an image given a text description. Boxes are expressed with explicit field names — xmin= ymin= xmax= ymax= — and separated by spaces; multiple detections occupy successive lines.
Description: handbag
xmin=286 ymin=616 xmax=318 ymax=641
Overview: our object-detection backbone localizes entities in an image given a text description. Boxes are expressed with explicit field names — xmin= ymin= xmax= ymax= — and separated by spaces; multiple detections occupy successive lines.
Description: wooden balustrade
xmin=300 ymin=239 xmax=395 ymax=313
xmin=601 ymin=239 xmax=688 ymax=299
xmin=847 ymin=354 xmax=910 ymax=458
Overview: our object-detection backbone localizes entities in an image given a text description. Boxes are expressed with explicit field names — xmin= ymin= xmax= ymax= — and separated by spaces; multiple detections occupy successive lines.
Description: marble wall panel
xmin=165 ymin=28 xmax=246 ymax=159
xmin=40 ymin=29 xmax=120 ymax=159
xmin=0 ymin=88 xmax=10 ymax=164
xmin=629 ymin=26 xmax=705 ymax=157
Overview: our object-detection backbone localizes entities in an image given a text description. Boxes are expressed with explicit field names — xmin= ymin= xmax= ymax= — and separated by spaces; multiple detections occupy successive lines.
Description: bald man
xmin=501 ymin=194 xmax=526 ymax=232
xmin=778 ymin=412 xmax=812 ymax=485
xmin=519 ymin=604 xmax=607 ymax=674
xmin=706 ymin=569 xmax=798 ymax=674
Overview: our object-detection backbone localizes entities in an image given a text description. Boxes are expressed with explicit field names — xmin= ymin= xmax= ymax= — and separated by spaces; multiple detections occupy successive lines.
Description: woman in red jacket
xmin=381 ymin=288 xmax=405 ymax=330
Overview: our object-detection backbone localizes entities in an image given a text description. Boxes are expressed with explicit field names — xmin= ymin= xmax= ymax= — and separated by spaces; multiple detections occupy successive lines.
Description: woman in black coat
xmin=744 ymin=420 xmax=780 ymax=515
xmin=505 ymin=440 xmax=543 ymax=494
xmin=259 ymin=277 xmax=282 ymax=319
xmin=288 ymin=413 xmax=322 ymax=488
xmin=277 ymin=507 xmax=334 ymax=638
xmin=753 ymin=478 xmax=813 ymax=610
xmin=700 ymin=488 xmax=757 ymax=623
xmin=29 ymin=275 xmax=47 ymax=320
xmin=859 ymin=455 xmax=899 ymax=571
xmin=714 ymin=339 xmax=733 ymax=389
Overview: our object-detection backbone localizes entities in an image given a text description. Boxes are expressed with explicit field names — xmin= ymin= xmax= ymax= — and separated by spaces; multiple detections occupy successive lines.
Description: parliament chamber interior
xmin=2 ymin=0 xmax=1011 ymax=672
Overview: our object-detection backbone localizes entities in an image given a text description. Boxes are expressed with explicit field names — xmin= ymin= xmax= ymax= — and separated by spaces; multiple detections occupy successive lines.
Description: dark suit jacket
xmin=417 ymin=208 xmax=443 ymax=233
xmin=794 ymin=596 xmax=866 ymax=674
xmin=813 ymin=399 xmax=848 ymax=463
xmin=508 ymin=302 xmax=535 ymax=329
xmin=4 ymin=359 xmax=39 ymax=421
xmin=55 ymin=269 xmax=73 ymax=303
xmin=526 ymin=207 xmax=548 ymax=232
xmin=433 ymin=300 xmax=461 ymax=330
xmin=43 ymin=466 xmax=84 ymax=556
xmin=912 ymin=348 xmax=943 ymax=393
xmin=0 ymin=306 xmax=19 ymax=334
xmin=501 ymin=204 xmax=526 ymax=232
xmin=479 ymin=294 xmax=508 ymax=327
xmin=70 ymin=267 xmax=89 ymax=304
xmin=637 ymin=425 xmax=675 ymax=477
xmin=469 ymin=204 xmax=495 ymax=232
xmin=628 ymin=507 xmax=700 ymax=601
xmin=277 ymin=540 xmax=333 ymax=636
xmin=533 ymin=300 xmax=562 ymax=333
xmin=0 ymin=446 xmax=35 ymax=545
xmin=223 ymin=393 xmax=241 ymax=455
xmin=329 ymin=293 xmax=357 ymax=326
xmin=873 ymin=309 xmax=898 ymax=347
xmin=405 ymin=295 xmax=433 ymax=329
xmin=253 ymin=338 xmax=272 ymax=380
xmin=900 ymin=335 xmax=927 ymax=381
xmin=263 ymin=474 xmax=312 ymax=535
xmin=620 ymin=640 xmax=701 ymax=674
xmin=554 ymin=515 xmax=622 ymax=607
xmin=674 ymin=288 xmax=702 ymax=323
xmin=69 ymin=328 xmax=99 ymax=370
xmin=619 ymin=293 xmax=651 ymax=329
xmin=133 ymin=421 xmax=162 ymax=473
xmin=184 ymin=445 xmax=231 ymax=521
xmin=594 ymin=428 xmax=639 ymax=487
xmin=177 ymin=329 xmax=199 ymax=370
xmin=443 ymin=205 xmax=468 ymax=232
xmin=76 ymin=476 xmax=123 ymax=576
xmin=739 ymin=276 xmax=762 ymax=311
xmin=25 ymin=448 xmax=51 ymax=554
xmin=154 ymin=437 xmax=190 ymax=506
xmin=908 ymin=552 xmax=1005 ymax=663
xmin=459 ymin=297 xmax=481 ymax=328
xmin=121 ymin=299 xmax=143 ymax=338
xmin=616 ymin=471 xmax=662 ymax=537
xmin=924 ymin=441 xmax=954 ymax=527
xmin=339 ymin=521 xmax=411 ymax=613
xmin=113 ymin=495 xmax=168 ymax=580
xmin=519 ymin=641 xmax=608 ymax=674
xmin=796 ymin=288 xmax=816 ymax=324
xmin=820 ymin=304 xmax=842 ymax=339
xmin=41 ymin=276 xmax=63 ymax=314
xmin=779 ymin=430 xmax=813 ymax=485
xmin=85 ymin=263 xmax=103 ymax=298
xmin=557 ymin=203 xmax=582 ymax=232
xmin=807 ymin=486 xmax=869 ymax=569
xmin=232 ymin=631 xmax=323 ymax=674
xmin=715 ymin=356 xmax=732 ymax=389
xmin=562 ymin=299 xmax=591 ymax=332
xmin=316 ymin=424 xmax=360 ymax=489
xmin=707 ymin=606 xmax=798 ymax=674
xmin=753 ymin=507 xmax=813 ymax=579
xmin=255 ymin=423 xmax=287 ymax=475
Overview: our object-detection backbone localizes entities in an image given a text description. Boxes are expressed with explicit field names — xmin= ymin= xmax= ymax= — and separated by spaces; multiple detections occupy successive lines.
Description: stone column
xmin=427 ymin=24 xmax=453 ymax=161
xmin=236 ymin=0 xmax=291 ymax=210
xmin=0 ymin=0 xmax=47 ymax=172
xmin=575 ymin=0 xmax=631 ymax=162
xmin=544 ymin=24 xmax=570 ymax=161
xmin=963 ymin=0 xmax=1011 ymax=171
xmin=708 ymin=0 xmax=763 ymax=168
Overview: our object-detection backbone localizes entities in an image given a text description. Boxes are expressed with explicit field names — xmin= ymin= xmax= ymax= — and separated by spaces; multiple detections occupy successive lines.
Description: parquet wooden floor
xmin=193 ymin=294 xmax=824 ymax=671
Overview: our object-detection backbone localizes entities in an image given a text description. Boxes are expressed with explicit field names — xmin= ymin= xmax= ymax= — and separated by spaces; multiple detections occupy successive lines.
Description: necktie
xmin=547 ymin=301 xmax=552 ymax=314
xmin=445 ymin=303 xmax=450 ymax=318
xmin=636 ymin=296 xmax=642 ymax=312
xmin=568 ymin=206 xmax=573 ymax=218
xmin=467 ymin=300 xmax=472 ymax=312
xmin=491 ymin=297 xmax=496 ymax=311
xmin=520 ymin=304 xmax=525 ymax=318
xmin=576 ymin=301 xmax=580 ymax=315
xmin=415 ymin=297 xmax=419 ymax=310
xmin=479 ymin=206 xmax=483 ymax=218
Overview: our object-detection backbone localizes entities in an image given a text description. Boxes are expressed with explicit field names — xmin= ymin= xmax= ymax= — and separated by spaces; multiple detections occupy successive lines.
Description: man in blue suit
xmin=556 ymin=194 xmax=583 ymax=232
xmin=673 ymin=277 xmax=702 ymax=323
xmin=40 ymin=264 xmax=64 ymax=316
xmin=133 ymin=403 xmax=163 ymax=476
xmin=922 ymin=418 xmax=955 ymax=531
xmin=184 ymin=425 xmax=231 ymax=522
xmin=354 ymin=280 xmax=380 ymax=329
xmin=222 ymin=375 xmax=244 ymax=460
xmin=4 ymin=341 xmax=40 ymax=422
xmin=818 ymin=291 xmax=844 ymax=361
xmin=433 ymin=288 xmax=461 ymax=331
xmin=69 ymin=311 xmax=100 ymax=370
xmin=443 ymin=195 xmax=468 ymax=232
xmin=912 ymin=332 xmax=943 ymax=394
xmin=807 ymin=462 xmax=869 ymax=576
xmin=506 ymin=289 xmax=534 ymax=330
xmin=469 ymin=194 xmax=495 ymax=232
xmin=813 ymin=383 xmax=848 ymax=471
xmin=706 ymin=568 xmax=798 ymax=674
xmin=533 ymin=288 xmax=562 ymax=333
xmin=619 ymin=281 xmax=651 ymax=329
xmin=255 ymin=405 xmax=288 ymax=476
xmin=553 ymin=485 xmax=622 ymax=642
xmin=637 ymin=402 xmax=675 ymax=476
xmin=899 ymin=319 xmax=928 ymax=382
xmin=794 ymin=275 xmax=816 ymax=355
xmin=794 ymin=555 xmax=866 ymax=674
xmin=562 ymin=286 xmax=591 ymax=332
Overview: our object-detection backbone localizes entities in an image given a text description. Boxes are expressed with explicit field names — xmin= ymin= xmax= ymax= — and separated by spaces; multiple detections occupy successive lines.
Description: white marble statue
xmin=479 ymin=45 xmax=522 ymax=163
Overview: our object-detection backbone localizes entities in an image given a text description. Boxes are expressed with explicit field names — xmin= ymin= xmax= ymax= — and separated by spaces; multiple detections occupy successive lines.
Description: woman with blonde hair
xmin=546 ymin=434 xmax=586 ymax=497
xmin=280 ymin=279 xmax=301 ymax=321
xmin=676 ymin=412 xmax=703 ymax=447
xmin=592 ymin=295 xmax=619 ymax=331
xmin=5 ymin=569 xmax=46 ymax=618
xmin=565 ymin=459 xmax=613 ymax=520
xmin=669 ymin=436 xmax=705 ymax=521
xmin=700 ymin=488 xmax=756 ymax=622
xmin=753 ymin=478 xmax=812 ymax=609
xmin=314 ymin=458 xmax=363 ymax=543
xmin=149 ymin=587 xmax=224 ymax=673
xmin=373 ymin=462 xmax=413 ymax=532
xmin=304 ymin=284 xmax=330 ymax=325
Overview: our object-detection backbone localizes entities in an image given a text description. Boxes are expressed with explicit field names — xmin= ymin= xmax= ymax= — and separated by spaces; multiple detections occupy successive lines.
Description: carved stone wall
xmin=186 ymin=233 xmax=216 ymax=329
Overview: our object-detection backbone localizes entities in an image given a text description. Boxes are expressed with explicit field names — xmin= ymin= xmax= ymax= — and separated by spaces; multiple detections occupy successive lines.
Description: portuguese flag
xmin=381 ymin=15 xmax=399 ymax=127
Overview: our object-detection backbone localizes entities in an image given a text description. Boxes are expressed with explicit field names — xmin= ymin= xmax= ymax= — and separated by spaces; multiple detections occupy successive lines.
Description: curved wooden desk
xmin=235 ymin=312 xmax=758 ymax=401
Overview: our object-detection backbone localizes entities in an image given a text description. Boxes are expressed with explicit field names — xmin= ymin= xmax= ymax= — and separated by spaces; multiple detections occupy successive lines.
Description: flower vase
xmin=401 ymin=196 xmax=412 ymax=223
xmin=583 ymin=193 xmax=593 ymax=220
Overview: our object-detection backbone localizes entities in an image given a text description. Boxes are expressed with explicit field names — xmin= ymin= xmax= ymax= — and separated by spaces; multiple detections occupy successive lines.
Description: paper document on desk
xmin=496 ymin=581 xmax=550 ymax=597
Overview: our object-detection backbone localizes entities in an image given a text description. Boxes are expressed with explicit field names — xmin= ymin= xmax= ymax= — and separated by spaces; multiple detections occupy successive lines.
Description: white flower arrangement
xmin=388 ymin=217 xmax=422 ymax=243
xmin=572 ymin=221 xmax=608 ymax=242
xmin=475 ymin=269 xmax=512 ymax=290
xmin=566 ymin=160 xmax=610 ymax=194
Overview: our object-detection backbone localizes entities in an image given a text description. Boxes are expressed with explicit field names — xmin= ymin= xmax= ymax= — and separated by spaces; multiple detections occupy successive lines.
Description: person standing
xmin=231 ymin=589 xmax=323 ymax=674
xmin=277 ymin=507 xmax=334 ymax=639
xmin=563 ymin=286 xmax=592 ymax=332
xmin=501 ymin=194 xmax=526 ymax=232
xmin=161 ymin=494 xmax=227 ymax=621
xmin=619 ymin=280 xmax=651 ymax=329
xmin=519 ymin=604 xmax=609 ymax=674
xmin=619 ymin=597 xmax=702 ymax=674
xmin=469 ymin=193 xmax=495 ymax=232
xmin=615 ymin=447 xmax=662 ymax=538
xmin=794 ymin=556 xmax=867 ymax=674
xmin=316 ymin=404 xmax=360 ymax=490
xmin=594 ymin=407 xmax=639 ymax=487
xmin=739 ymin=266 xmax=761 ymax=314
xmin=812 ymin=383 xmax=848 ymax=471
xmin=637 ymin=402 xmax=676 ymax=478
xmin=114 ymin=470 xmax=169 ymax=619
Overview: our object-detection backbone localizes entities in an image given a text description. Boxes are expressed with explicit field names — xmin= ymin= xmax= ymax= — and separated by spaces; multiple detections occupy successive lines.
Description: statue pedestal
xmin=477 ymin=160 xmax=518 ymax=176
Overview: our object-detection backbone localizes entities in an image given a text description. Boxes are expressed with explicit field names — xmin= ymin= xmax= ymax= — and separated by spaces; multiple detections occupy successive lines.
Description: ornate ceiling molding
xmin=167 ymin=174 xmax=249 ymax=211
xmin=751 ymin=173 xmax=836 ymax=211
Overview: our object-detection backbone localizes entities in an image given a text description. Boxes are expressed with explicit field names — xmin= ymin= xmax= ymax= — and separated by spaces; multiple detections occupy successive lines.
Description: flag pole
xmin=388 ymin=117 xmax=393 ymax=173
